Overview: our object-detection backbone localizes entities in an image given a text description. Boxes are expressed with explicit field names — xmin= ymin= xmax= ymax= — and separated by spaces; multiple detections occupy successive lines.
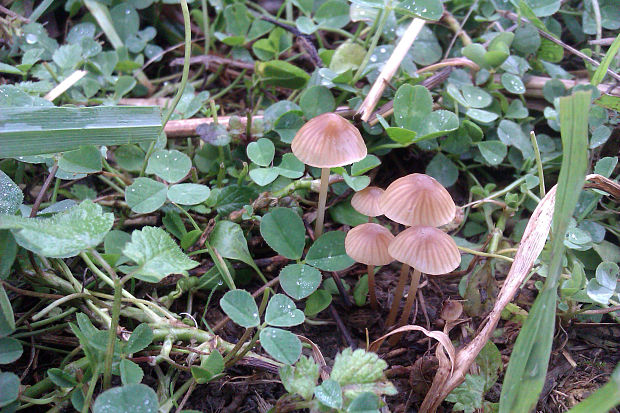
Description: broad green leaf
xmin=501 ymin=73 xmax=526 ymax=94
xmin=0 ymin=106 xmax=161 ymax=158
xmin=0 ymin=63 xmax=23 ymax=75
xmin=196 ymin=123 xmax=231 ymax=147
xmin=0 ymin=372 xmax=19 ymax=408
xmin=210 ymin=221 xmax=256 ymax=269
xmin=125 ymin=178 xmax=167 ymax=214
xmin=416 ymin=110 xmax=459 ymax=139
xmin=426 ymin=153 xmax=458 ymax=187
xmin=393 ymin=84 xmax=432 ymax=130
xmin=0 ymin=337 xmax=22 ymax=364
xmin=0 ymin=286 xmax=15 ymax=337
xmin=145 ymin=149 xmax=192 ymax=183
xmin=593 ymin=157 xmax=618 ymax=177
xmin=259 ymin=327 xmax=302 ymax=365
xmin=466 ymin=108 xmax=499 ymax=123
xmin=506 ymin=100 xmax=528 ymax=119
xmin=275 ymin=153 xmax=305 ymax=179
xmin=279 ymin=356 xmax=320 ymax=400
xmin=247 ymin=138 xmax=275 ymax=167
xmin=347 ymin=392 xmax=380 ymax=412
xmin=122 ymin=226 xmax=198 ymax=282
xmin=329 ymin=43 xmax=366 ymax=74
xmin=256 ymin=60 xmax=310 ymax=89
xmin=223 ymin=3 xmax=250 ymax=36
xmin=513 ymin=24 xmax=541 ymax=54
xmin=304 ymin=289 xmax=332 ymax=316
xmin=249 ymin=167 xmax=279 ymax=186
xmin=523 ymin=0 xmax=561 ymax=17
xmin=411 ymin=26 xmax=442 ymax=65
xmin=445 ymin=374 xmax=485 ymax=412
xmin=58 ymin=145 xmax=103 ymax=173
xmin=219 ymin=290 xmax=260 ymax=328
xmin=448 ymin=84 xmax=492 ymax=108
xmin=273 ymin=112 xmax=305 ymax=144
xmin=477 ymin=341 xmax=503 ymax=392
xmin=260 ymin=208 xmax=305 ymax=260
xmin=497 ymin=120 xmax=534 ymax=158
xmin=343 ymin=173 xmax=371 ymax=191
xmin=47 ymin=368 xmax=78 ymax=387
xmin=215 ymin=185 xmax=258 ymax=216
xmin=478 ymin=141 xmax=507 ymax=166
xmin=167 ymin=184 xmax=210 ymax=205
xmin=191 ymin=350 xmax=225 ymax=383
xmin=280 ymin=264 xmax=322 ymax=300
xmin=299 ymin=86 xmax=336 ymax=118
xmin=395 ymin=0 xmax=443 ymax=20
xmin=0 ymin=200 xmax=113 ymax=258
xmin=0 ymin=231 xmax=17 ymax=279
xmin=351 ymin=155 xmax=381 ymax=176
xmin=0 ymin=171 xmax=23 ymax=215
xmin=315 ymin=379 xmax=343 ymax=409
xmin=92 ymin=383 xmax=158 ymax=413
xmin=331 ymin=348 xmax=388 ymax=385
xmin=306 ymin=231 xmax=355 ymax=271
xmin=296 ymin=16 xmax=317 ymax=34
xmin=124 ymin=324 xmax=153 ymax=354
xmin=353 ymin=274 xmax=368 ymax=306
xmin=114 ymin=144 xmax=145 ymax=172
xmin=499 ymin=91 xmax=591 ymax=413
xmin=265 ymin=294 xmax=305 ymax=327
xmin=119 ymin=359 xmax=143 ymax=385
xmin=315 ymin=0 xmax=350 ymax=29
xmin=591 ymin=34 xmax=620 ymax=86
xmin=587 ymin=262 xmax=619 ymax=304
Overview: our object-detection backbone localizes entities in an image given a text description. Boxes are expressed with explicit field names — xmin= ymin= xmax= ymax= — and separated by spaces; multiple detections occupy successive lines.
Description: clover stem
xmin=367 ymin=265 xmax=378 ymax=311
xmin=314 ymin=167 xmax=330 ymax=238
xmin=389 ymin=268 xmax=422 ymax=346
xmin=385 ymin=263 xmax=410 ymax=327
xmin=102 ymin=277 xmax=122 ymax=390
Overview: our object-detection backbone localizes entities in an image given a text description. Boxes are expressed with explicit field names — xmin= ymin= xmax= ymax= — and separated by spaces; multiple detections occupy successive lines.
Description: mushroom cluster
xmin=345 ymin=174 xmax=462 ymax=341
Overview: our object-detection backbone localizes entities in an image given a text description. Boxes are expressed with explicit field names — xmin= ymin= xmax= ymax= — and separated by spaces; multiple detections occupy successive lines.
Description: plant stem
xmin=530 ymin=131 xmax=546 ymax=198
xmin=102 ymin=277 xmax=123 ymax=390
xmin=385 ymin=263 xmax=410 ymax=327
xmin=367 ymin=265 xmax=378 ymax=311
xmin=314 ymin=167 xmax=330 ymax=238
xmin=81 ymin=366 xmax=101 ymax=413
xmin=389 ymin=269 xmax=421 ymax=345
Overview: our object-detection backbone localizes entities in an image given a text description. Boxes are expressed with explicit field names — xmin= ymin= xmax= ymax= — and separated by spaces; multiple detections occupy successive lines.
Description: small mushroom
xmin=351 ymin=186 xmax=384 ymax=221
xmin=292 ymin=113 xmax=367 ymax=238
xmin=387 ymin=226 xmax=461 ymax=344
xmin=345 ymin=223 xmax=394 ymax=310
xmin=380 ymin=173 xmax=457 ymax=328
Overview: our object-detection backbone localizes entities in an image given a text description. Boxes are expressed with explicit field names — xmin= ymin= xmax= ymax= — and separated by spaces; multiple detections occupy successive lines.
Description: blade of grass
xmin=498 ymin=90 xmax=591 ymax=413
xmin=591 ymin=34 xmax=620 ymax=86
xmin=566 ymin=363 xmax=620 ymax=413
xmin=0 ymin=106 xmax=161 ymax=157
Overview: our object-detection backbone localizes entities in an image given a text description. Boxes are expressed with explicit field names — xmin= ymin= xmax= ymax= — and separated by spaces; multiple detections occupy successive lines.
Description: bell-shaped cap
xmin=380 ymin=173 xmax=456 ymax=227
xmin=351 ymin=186 xmax=384 ymax=217
xmin=388 ymin=226 xmax=461 ymax=275
xmin=291 ymin=112 xmax=367 ymax=168
xmin=345 ymin=223 xmax=394 ymax=266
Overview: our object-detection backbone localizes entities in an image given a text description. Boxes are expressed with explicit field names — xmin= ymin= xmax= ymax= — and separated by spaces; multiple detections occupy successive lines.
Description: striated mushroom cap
xmin=291 ymin=112 xmax=367 ymax=168
xmin=351 ymin=186 xmax=384 ymax=217
xmin=345 ymin=223 xmax=394 ymax=266
xmin=380 ymin=173 xmax=456 ymax=227
xmin=388 ymin=226 xmax=461 ymax=275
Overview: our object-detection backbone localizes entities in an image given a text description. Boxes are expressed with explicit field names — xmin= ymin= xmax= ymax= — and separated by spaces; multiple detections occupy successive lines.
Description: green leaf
xmin=256 ymin=61 xmax=310 ymax=89
xmin=591 ymin=34 xmax=620 ymax=86
xmin=306 ymin=231 xmax=355 ymax=271
xmin=223 ymin=3 xmax=250 ymax=36
xmin=0 ymin=170 xmax=23 ymax=215
xmin=497 ymin=120 xmax=533 ymax=158
xmin=125 ymin=178 xmax=167 ymax=214
xmin=58 ymin=145 xmax=103 ymax=173
xmin=259 ymin=327 xmax=302 ymax=365
xmin=122 ymin=227 xmax=198 ymax=282
xmin=347 ymin=392 xmax=380 ymax=412
xmin=353 ymin=274 xmax=369 ymax=306
xmin=0 ymin=106 xmax=161 ymax=158
xmin=304 ymin=289 xmax=332 ymax=316
xmin=499 ymin=91 xmax=591 ymax=413
xmin=215 ymin=185 xmax=258 ymax=216
xmin=196 ymin=123 xmax=231 ymax=147
xmin=247 ymin=138 xmax=276 ymax=167
xmin=0 ymin=231 xmax=17 ymax=280
xmin=260 ymin=208 xmax=305 ymax=260
xmin=191 ymin=350 xmax=225 ymax=383
xmin=477 ymin=341 xmax=503 ymax=391
xmin=446 ymin=374 xmax=485 ymax=412
xmin=329 ymin=43 xmax=366 ymax=74
xmin=447 ymin=84 xmax=492 ymax=108
xmin=0 ymin=200 xmax=113 ymax=258
xmin=249 ymin=167 xmax=279 ymax=186
xmin=315 ymin=379 xmax=343 ymax=409
xmin=279 ymin=356 xmax=319 ymax=400
xmin=275 ymin=153 xmax=305 ymax=179
xmin=594 ymin=157 xmax=618 ymax=178
xmin=466 ymin=108 xmax=499 ymax=123
xmin=265 ymin=294 xmax=305 ymax=327
xmin=315 ymin=0 xmax=350 ymax=29
xmin=395 ymin=0 xmax=443 ymax=20
xmin=506 ymin=100 xmax=528 ymax=119
xmin=145 ymin=150 xmax=192 ymax=183
xmin=220 ymin=290 xmax=260 ymax=328
xmin=0 ymin=63 xmax=23 ymax=75
xmin=273 ymin=111 xmax=304 ymax=144
xmin=343 ymin=173 xmax=371 ymax=191
xmin=329 ymin=201 xmax=369 ymax=227
xmin=119 ymin=359 xmax=143 ymax=385
xmin=501 ymin=73 xmax=526 ymax=94
xmin=0 ymin=372 xmax=19 ymax=408
xmin=279 ymin=264 xmax=322 ymax=300
xmin=523 ymin=0 xmax=561 ymax=17
xmin=478 ymin=141 xmax=507 ymax=166
xmin=299 ymin=86 xmax=336 ymax=118
xmin=393 ymin=84 xmax=432 ymax=130
xmin=124 ymin=324 xmax=153 ymax=354
xmin=167 ymin=184 xmax=210 ymax=205
xmin=587 ymin=262 xmax=619 ymax=304
xmin=331 ymin=348 xmax=388 ymax=385
xmin=566 ymin=363 xmax=620 ymax=413
xmin=426 ymin=153 xmax=458 ymax=187
xmin=350 ymin=155 xmax=381 ymax=176
xmin=0 ymin=286 xmax=15 ymax=337
xmin=210 ymin=221 xmax=257 ymax=269
xmin=47 ymin=368 xmax=78 ymax=387
xmin=92 ymin=383 xmax=158 ymax=413
xmin=0 ymin=337 xmax=22 ymax=364
xmin=114 ymin=145 xmax=145 ymax=172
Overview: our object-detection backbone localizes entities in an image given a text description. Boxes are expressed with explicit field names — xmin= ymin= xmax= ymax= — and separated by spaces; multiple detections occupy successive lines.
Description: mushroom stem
xmin=367 ymin=264 xmax=378 ymax=311
xmin=314 ymin=167 xmax=330 ymax=238
xmin=385 ymin=263 xmax=410 ymax=327
xmin=388 ymin=268 xmax=422 ymax=346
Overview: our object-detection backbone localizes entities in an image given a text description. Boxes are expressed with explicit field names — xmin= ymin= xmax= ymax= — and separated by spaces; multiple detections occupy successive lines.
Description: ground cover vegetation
xmin=0 ymin=0 xmax=619 ymax=411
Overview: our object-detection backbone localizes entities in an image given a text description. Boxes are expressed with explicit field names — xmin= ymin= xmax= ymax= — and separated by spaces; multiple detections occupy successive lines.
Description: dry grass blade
xmin=298 ymin=336 xmax=329 ymax=381
xmin=418 ymin=174 xmax=620 ymax=412
xmin=44 ymin=70 xmax=87 ymax=102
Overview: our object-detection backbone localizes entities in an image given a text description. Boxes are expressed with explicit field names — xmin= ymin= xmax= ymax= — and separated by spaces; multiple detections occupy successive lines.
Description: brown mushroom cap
xmin=345 ymin=223 xmax=394 ymax=266
xmin=379 ymin=173 xmax=456 ymax=227
xmin=291 ymin=112 xmax=367 ymax=168
xmin=351 ymin=186 xmax=384 ymax=217
xmin=388 ymin=226 xmax=461 ymax=275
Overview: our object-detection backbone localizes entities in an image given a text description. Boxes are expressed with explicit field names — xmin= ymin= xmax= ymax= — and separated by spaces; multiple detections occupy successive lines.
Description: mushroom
xmin=345 ymin=223 xmax=394 ymax=310
xmin=351 ymin=186 xmax=384 ymax=221
xmin=380 ymin=173 xmax=456 ymax=327
xmin=387 ymin=226 xmax=461 ymax=344
xmin=292 ymin=113 xmax=367 ymax=238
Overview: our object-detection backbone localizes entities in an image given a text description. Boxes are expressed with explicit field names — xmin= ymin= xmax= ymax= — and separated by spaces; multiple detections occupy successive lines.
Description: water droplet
xmin=25 ymin=33 xmax=37 ymax=44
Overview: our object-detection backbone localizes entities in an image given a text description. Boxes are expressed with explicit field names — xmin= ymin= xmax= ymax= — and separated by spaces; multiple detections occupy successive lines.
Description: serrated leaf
xmin=0 ymin=171 xmax=23 ymax=215
xmin=280 ymin=356 xmax=319 ymax=400
xmin=259 ymin=327 xmax=301 ymax=365
xmin=280 ymin=264 xmax=322 ymax=300
xmin=306 ymin=231 xmax=355 ymax=271
xmin=122 ymin=227 xmax=198 ymax=282
xmin=125 ymin=178 xmax=167 ymax=214
xmin=219 ymin=290 xmax=260 ymax=328
xmin=145 ymin=150 xmax=192 ymax=183
xmin=260 ymin=208 xmax=306 ymax=259
xmin=264 ymin=294 xmax=305 ymax=327
xmin=92 ymin=383 xmax=158 ymax=413
xmin=0 ymin=200 xmax=113 ymax=258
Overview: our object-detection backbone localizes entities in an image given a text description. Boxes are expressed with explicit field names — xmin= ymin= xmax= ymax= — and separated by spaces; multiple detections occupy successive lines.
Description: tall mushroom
xmin=379 ymin=173 xmax=456 ymax=327
xmin=292 ymin=113 xmax=367 ymax=238
xmin=351 ymin=186 xmax=384 ymax=222
xmin=387 ymin=226 xmax=461 ymax=344
xmin=345 ymin=223 xmax=394 ymax=310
